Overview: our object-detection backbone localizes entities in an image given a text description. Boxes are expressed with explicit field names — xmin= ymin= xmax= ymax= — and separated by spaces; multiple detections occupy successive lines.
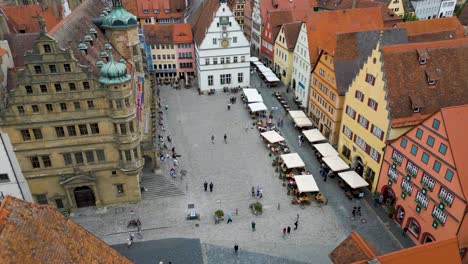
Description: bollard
xmin=278 ymin=203 xmax=280 ymax=210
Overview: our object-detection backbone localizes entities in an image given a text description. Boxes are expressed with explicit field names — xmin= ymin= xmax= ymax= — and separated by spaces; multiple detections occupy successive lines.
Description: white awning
xmin=261 ymin=130 xmax=284 ymax=143
xmin=253 ymin=61 xmax=262 ymax=66
xmin=281 ymin=153 xmax=305 ymax=169
xmin=302 ymin=129 xmax=326 ymax=143
xmin=262 ymin=71 xmax=277 ymax=77
xmin=338 ymin=171 xmax=369 ymax=189
xmin=265 ymin=75 xmax=280 ymax=82
xmin=289 ymin=110 xmax=307 ymax=119
xmin=322 ymin=156 xmax=350 ymax=172
xmin=258 ymin=65 xmax=272 ymax=73
xmin=293 ymin=117 xmax=313 ymax=128
xmin=294 ymin=175 xmax=319 ymax=193
xmin=243 ymin=88 xmax=263 ymax=103
xmin=250 ymin=56 xmax=259 ymax=62
xmin=248 ymin=102 xmax=268 ymax=112
xmin=313 ymin=143 xmax=339 ymax=157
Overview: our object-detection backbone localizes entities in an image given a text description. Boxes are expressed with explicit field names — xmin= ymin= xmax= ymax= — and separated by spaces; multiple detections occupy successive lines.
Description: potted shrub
xmin=250 ymin=202 xmax=263 ymax=215
xmin=388 ymin=205 xmax=396 ymax=218
xmin=214 ymin=209 xmax=224 ymax=218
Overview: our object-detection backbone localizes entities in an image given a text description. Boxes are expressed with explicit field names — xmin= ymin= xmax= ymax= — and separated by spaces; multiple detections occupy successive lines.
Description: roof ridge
xmin=49 ymin=0 xmax=105 ymax=35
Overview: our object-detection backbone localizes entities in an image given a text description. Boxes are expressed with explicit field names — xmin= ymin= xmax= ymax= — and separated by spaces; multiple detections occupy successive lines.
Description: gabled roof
xmin=3 ymin=33 xmax=39 ymax=67
xmin=333 ymin=28 xmax=407 ymax=95
xmin=353 ymin=237 xmax=462 ymax=264
xmin=258 ymin=0 xmax=317 ymax=25
xmin=0 ymin=196 xmax=133 ymax=263
xmin=0 ymin=4 xmax=63 ymax=33
xmin=396 ymin=17 xmax=465 ymax=43
xmin=441 ymin=105 xmax=468 ymax=201
xmin=48 ymin=0 xmax=124 ymax=77
xmin=317 ymin=0 xmax=382 ymax=10
xmin=305 ymin=7 xmax=385 ymax=65
xmin=282 ymin=21 xmax=302 ymax=51
xmin=329 ymin=232 xmax=380 ymax=264
xmin=144 ymin=24 xmax=174 ymax=44
xmin=189 ymin=0 xmax=220 ymax=45
xmin=267 ymin=10 xmax=294 ymax=41
xmin=134 ymin=0 xmax=185 ymax=18
xmin=381 ymin=38 xmax=468 ymax=126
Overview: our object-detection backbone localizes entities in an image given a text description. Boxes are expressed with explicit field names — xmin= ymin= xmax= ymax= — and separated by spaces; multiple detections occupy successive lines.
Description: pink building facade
xmin=377 ymin=105 xmax=468 ymax=260
xmin=173 ymin=23 xmax=195 ymax=80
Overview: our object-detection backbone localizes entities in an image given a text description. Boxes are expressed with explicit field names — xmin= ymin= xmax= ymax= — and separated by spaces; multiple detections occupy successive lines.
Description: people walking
xmin=173 ymin=158 xmax=178 ymax=167
xmin=357 ymin=206 xmax=362 ymax=216
xmin=259 ymin=188 xmax=263 ymax=198
xmin=224 ymin=133 xmax=227 ymax=143
xmin=170 ymin=167 xmax=176 ymax=178
xmin=204 ymin=181 xmax=208 ymax=192
xmin=352 ymin=206 xmax=357 ymax=217
xmin=209 ymin=182 xmax=213 ymax=192
xmin=234 ymin=244 xmax=239 ymax=254
xmin=251 ymin=186 xmax=255 ymax=197
xmin=256 ymin=186 xmax=260 ymax=197
xmin=287 ymin=226 xmax=291 ymax=236
xmin=211 ymin=135 xmax=215 ymax=144
xmin=280 ymin=118 xmax=284 ymax=127
xmin=227 ymin=103 xmax=231 ymax=111
xmin=402 ymin=227 xmax=408 ymax=237
xmin=294 ymin=220 xmax=298 ymax=230
xmin=283 ymin=228 xmax=287 ymax=238
xmin=164 ymin=104 xmax=168 ymax=110
xmin=227 ymin=213 xmax=232 ymax=223
xmin=251 ymin=221 xmax=256 ymax=231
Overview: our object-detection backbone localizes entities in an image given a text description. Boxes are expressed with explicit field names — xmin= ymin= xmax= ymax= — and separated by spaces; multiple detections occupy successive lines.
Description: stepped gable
xmin=48 ymin=0 xmax=124 ymax=77
xmin=381 ymin=38 xmax=468 ymax=127
xmin=333 ymin=28 xmax=407 ymax=95
xmin=0 ymin=196 xmax=133 ymax=263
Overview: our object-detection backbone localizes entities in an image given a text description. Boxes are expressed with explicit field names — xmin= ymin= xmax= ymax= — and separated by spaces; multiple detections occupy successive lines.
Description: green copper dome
xmin=99 ymin=52 xmax=131 ymax=85
xmin=101 ymin=4 xmax=137 ymax=29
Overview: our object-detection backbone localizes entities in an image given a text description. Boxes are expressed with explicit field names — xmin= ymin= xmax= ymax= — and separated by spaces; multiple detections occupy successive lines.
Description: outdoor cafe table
xmin=322 ymin=156 xmax=350 ymax=172
xmin=313 ymin=143 xmax=339 ymax=157
xmin=261 ymin=130 xmax=285 ymax=144
xmin=302 ymin=129 xmax=326 ymax=143
xmin=280 ymin=153 xmax=305 ymax=169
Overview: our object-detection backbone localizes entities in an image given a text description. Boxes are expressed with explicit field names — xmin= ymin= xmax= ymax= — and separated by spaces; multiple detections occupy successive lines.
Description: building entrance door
xmin=355 ymin=157 xmax=364 ymax=176
xmin=73 ymin=186 xmax=96 ymax=208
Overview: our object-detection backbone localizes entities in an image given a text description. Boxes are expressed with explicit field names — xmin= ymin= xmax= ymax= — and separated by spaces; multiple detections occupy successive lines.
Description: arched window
xmin=421 ymin=233 xmax=436 ymax=244
xmin=406 ymin=217 xmax=421 ymax=239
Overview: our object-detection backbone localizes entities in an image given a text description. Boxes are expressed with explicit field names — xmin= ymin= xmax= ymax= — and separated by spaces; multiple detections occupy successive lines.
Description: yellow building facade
xmin=338 ymin=43 xmax=389 ymax=191
xmin=273 ymin=22 xmax=301 ymax=86
xmin=388 ymin=0 xmax=405 ymax=17
xmin=309 ymin=52 xmax=342 ymax=145
xmin=152 ymin=44 xmax=177 ymax=81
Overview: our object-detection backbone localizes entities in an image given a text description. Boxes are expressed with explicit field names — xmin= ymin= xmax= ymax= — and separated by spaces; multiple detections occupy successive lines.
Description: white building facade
xmin=250 ymin=0 xmax=262 ymax=57
xmin=291 ymin=23 xmax=311 ymax=109
xmin=411 ymin=0 xmax=456 ymax=20
xmin=0 ymin=133 xmax=33 ymax=202
xmin=196 ymin=3 xmax=250 ymax=91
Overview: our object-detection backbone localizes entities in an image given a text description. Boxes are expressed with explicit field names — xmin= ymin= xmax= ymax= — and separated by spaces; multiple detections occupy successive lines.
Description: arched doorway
xmin=73 ymin=186 xmax=96 ymax=208
xmin=381 ymin=185 xmax=396 ymax=207
xmin=396 ymin=205 xmax=405 ymax=224
xmin=421 ymin=233 xmax=436 ymax=244
xmin=354 ymin=156 xmax=364 ymax=176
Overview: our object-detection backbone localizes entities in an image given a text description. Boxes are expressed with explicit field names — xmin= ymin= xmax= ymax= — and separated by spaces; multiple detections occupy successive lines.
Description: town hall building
xmin=190 ymin=0 xmax=250 ymax=91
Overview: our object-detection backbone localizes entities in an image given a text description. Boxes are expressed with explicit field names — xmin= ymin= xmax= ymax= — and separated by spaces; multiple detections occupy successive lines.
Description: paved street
xmin=71 ymin=71 xmax=406 ymax=263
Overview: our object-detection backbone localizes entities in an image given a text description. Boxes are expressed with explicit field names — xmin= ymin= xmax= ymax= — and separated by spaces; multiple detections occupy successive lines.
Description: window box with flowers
xmin=438 ymin=188 xmax=454 ymax=207
xmin=432 ymin=205 xmax=446 ymax=227
xmin=391 ymin=158 xmax=401 ymax=166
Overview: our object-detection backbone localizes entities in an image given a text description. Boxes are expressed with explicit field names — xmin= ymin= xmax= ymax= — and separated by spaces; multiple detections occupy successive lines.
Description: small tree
xmin=214 ymin=210 xmax=224 ymax=218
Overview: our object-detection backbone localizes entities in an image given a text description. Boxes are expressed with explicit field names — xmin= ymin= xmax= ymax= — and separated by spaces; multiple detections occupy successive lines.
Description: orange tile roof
xmin=305 ymin=7 xmax=385 ymax=64
xmin=353 ymin=237 xmax=462 ymax=264
xmin=259 ymin=0 xmax=317 ymax=25
xmin=0 ymin=196 xmax=133 ymax=263
xmin=329 ymin=232 xmax=380 ymax=264
xmin=172 ymin=23 xmax=193 ymax=43
xmin=396 ymin=17 xmax=465 ymax=43
xmin=441 ymin=105 xmax=468 ymax=202
xmin=122 ymin=0 xmax=138 ymax=16
xmin=134 ymin=0 xmax=185 ymax=18
xmin=281 ymin=21 xmax=302 ymax=51
xmin=1 ymin=4 xmax=63 ymax=33
xmin=189 ymin=0 xmax=220 ymax=45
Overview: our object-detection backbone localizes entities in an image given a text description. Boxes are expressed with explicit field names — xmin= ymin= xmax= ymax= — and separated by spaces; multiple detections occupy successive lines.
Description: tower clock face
xmin=220 ymin=16 xmax=229 ymax=25
xmin=221 ymin=39 xmax=229 ymax=48
xmin=222 ymin=32 xmax=228 ymax=38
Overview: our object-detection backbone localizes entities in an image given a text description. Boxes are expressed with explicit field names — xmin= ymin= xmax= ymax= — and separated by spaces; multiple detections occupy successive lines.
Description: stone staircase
xmin=140 ymin=172 xmax=185 ymax=200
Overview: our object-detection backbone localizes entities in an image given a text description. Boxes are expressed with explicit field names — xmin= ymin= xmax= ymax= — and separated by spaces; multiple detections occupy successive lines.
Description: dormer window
xmin=413 ymin=107 xmax=420 ymax=113
xmin=153 ymin=9 xmax=159 ymax=14
xmin=164 ymin=9 xmax=170 ymax=14
xmin=416 ymin=48 xmax=429 ymax=65
xmin=409 ymin=95 xmax=423 ymax=113
xmin=143 ymin=9 xmax=149 ymax=14
xmin=428 ymin=79 xmax=435 ymax=85
xmin=419 ymin=59 xmax=426 ymax=65
xmin=425 ymin=69 xmax=438 ymax=86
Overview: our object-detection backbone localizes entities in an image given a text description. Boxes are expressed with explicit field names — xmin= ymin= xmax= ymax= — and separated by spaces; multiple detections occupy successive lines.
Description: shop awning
xmin=294 ymin=175 xmax=319 ymax=193
xmin=293 ymin=117 xmax=313 ymax=128
xmin=243 ymin=88 xmax=263 ymax=103
xmin=281 ymin=153 xmax=305 ymax=169
xmin=289 ymin=110 xmax=307 ymax=119
xmin=302 ymin=129 xmax=326 ymax=143
xmin=265 ymin=75 xmax=280 ymax=82
xmin=313 ymin=143 xmax=339 ymax=157
xmin=322 ymin=156 xmax=350 ymax=172
xmin=253 ymin=61 xmax=262 ymax=66
xmin=338 ymin=171 xmax=369 ymax=189
xmin=250 ymin=56 xmax=259 ymax=62
xmin=261 ymin=130 xmax=284 ymax=143
xmin=248 ymin=102 xmax=268 ymax=112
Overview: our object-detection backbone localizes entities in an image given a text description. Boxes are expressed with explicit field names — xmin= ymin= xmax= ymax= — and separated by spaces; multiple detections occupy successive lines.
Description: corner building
xmin=0 ymin=0 xmax=146 ymax=211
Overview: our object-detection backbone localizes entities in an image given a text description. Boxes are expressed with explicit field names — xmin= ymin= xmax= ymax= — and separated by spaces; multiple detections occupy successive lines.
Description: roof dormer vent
xmin=416 ymin=48 xmax=429 ymax=65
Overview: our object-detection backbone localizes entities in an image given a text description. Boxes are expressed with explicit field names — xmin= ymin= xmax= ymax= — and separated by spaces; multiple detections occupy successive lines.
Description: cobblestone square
xmin=71 ymin=73 xmax=404 ymax=263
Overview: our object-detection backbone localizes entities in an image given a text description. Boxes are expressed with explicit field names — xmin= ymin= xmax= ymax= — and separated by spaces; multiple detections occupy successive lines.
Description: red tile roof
xmin=189 ymin=0 xmax=220 ymax=45
xmin=258 ymin=0 xmax=317 ymax=26
xmin=329 ymin=232 xmax=380 ymax=264
xmin=122 ymin=0 xmax=138 ymax=16
xmin=281 ymin=21 xmax=302 ymax=51
xmin=305 ymin=7 xmax=385 ymax=64
xmin=396 ymin=17 xmax=465 ymax=43
xmin=353 ymin=237 xmax=462 ymax=264
xmin=173 ymin=23 xmax=193 ymax=43
xmin=1 ymin=4 xmax=63 ymax=33
xmin=0 ymin=196 xmax=133 ymax=263
xmin=382 ymin=38 xmax=468 ymax=126
xmin=132 ymin=0 xmax=185 ymax=18
xmin=441 ymin=105 xmax=468 ymax=202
